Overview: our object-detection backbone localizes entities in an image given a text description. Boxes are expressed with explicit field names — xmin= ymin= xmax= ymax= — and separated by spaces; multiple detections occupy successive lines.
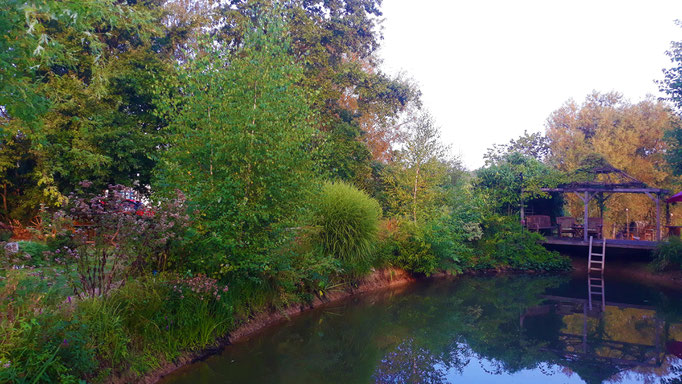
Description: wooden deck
xmin=543 ymin=236 xmax=657 ymax=251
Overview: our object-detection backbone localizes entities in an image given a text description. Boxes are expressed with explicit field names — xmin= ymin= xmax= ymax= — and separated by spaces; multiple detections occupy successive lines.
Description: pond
xmin=160 ymin=268 xmax=682 ymax=384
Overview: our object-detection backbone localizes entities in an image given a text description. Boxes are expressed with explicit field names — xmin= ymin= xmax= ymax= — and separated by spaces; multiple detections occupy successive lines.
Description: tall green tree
xmin=155 ymin=10 xmax=318 ymax=280
xmin=1 ymin=0 xmax=166 ymax=220
xmin=383 ymin=112 xmax=451 ymax=224
xmin=484 ymin=131 xmax=550 ymax=166
xmin=659 ymin=20 xmax=682 ymax=176
xmin=216 ymin=0 xmax=419 ymax=187
xmin=659 ymin=20 xmax=682 ymax=113
xmin=475 ymin=152 xmax=560 ymax=216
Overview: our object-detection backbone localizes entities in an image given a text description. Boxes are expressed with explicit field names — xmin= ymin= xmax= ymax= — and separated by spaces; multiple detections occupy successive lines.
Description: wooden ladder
xmin=588 ymin=236 xmax=606 ymax=274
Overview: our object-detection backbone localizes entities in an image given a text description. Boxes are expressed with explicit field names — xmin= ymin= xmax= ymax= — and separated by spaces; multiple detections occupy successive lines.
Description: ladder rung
xmin=589 ymin=267 xmax=603 ymax=271
xmin=590 ymin=253 xmax=604 ymax=257
xmin=590 ymin=260 xmax=603 ymax=264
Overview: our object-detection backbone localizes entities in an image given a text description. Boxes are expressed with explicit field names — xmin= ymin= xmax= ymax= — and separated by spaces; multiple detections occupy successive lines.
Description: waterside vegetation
xmin=2 ymin=2 xmax=682 ymax=383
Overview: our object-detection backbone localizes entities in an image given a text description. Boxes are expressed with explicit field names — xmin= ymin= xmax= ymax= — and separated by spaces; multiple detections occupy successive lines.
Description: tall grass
xmin=312 ymin=181 xmax=381 ymax=275
xmin=652 ymin=236 xmax=682 ymax=271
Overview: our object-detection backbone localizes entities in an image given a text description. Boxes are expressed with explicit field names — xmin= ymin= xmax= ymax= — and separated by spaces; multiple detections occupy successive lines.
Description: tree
xmin=659 ymin=20 xmax=682 ymax=113
xmin=216 ymin=0 xmax=419 ymax=187
xmin=484 ymin=131 xmax=550 ymax=166
xmin=545 ymin=91 xmax=676 ymax=227
xmin=1 ymin=0 xmax=166 ymax=220
xmin=383 ymin=112 xmax=451 ymax=224
xmin=658 ymin=21 xmax=682 ymax=176
xmin=154 ymin=10 xmax=318 ymax=280
xmin=475 ymin=152 xmax=561 ymax=216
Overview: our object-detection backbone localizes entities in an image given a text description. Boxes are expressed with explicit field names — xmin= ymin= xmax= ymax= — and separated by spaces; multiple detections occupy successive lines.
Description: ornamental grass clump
xmin=313 ymin=181 xmax=381 ymax=275
xmin=652 ymin=236 xmax=682 ymax=271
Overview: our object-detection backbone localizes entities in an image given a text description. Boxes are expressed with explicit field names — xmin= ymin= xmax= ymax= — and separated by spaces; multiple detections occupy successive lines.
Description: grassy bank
xmin=0 ymin=180 xmax=570 ymax=383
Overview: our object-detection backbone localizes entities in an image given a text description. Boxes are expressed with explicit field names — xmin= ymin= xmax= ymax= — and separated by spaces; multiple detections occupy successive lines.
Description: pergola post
xmin=584 ymin=192 xmax=589 ymax=242
xmin=645 ymin=191 xmax=662 ymax=242
xmin=575 ymin=191 xmax=593 ymax=242
xmin=656 ymin=194 xmax=661 ymax=241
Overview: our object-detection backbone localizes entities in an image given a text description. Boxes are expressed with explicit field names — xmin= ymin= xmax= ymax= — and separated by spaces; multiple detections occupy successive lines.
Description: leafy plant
xmin=154 ymin=10 xmax=318 ymax=283
xmin=16 ymin=241 xmax=49 ymax=266
xmin=652 ymin=236 xmax=682 ymax=271
xmin=474 ymin=215 xmax=571 ymax=272
xmin=312 ymin=181 xmax=382 ymax=275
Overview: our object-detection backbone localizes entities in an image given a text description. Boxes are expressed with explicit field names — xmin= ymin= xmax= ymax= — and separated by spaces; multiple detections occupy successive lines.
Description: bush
xmin=17 ymin=241 xmax=49 ymax=266
xmin=0 ymin=230 xmax=12 ymax=242
xmin=473 ymin=215 xmax=570 ymax=272
xmin=393 ymin=224 xmax=439 ymax=275
xmin=652 ymin=236 xmax=682 ymax=271
xmin=312 ymin=181 xmax=381 ymax=276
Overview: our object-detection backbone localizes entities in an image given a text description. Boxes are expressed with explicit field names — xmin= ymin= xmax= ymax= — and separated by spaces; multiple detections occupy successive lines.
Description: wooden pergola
xmin=539 ymin=166 xmax=669 ymax=242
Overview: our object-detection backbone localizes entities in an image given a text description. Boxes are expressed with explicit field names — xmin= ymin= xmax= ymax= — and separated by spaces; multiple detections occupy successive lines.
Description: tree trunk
xmin=412 ymin=166 xmax=420 ymax=224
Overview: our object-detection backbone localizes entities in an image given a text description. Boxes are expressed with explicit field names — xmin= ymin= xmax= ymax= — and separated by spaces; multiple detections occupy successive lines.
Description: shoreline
xmin=112 ymin=268 xmax=416 ymax=384
xmin=116 ymin=259 xmax=682 ymax=384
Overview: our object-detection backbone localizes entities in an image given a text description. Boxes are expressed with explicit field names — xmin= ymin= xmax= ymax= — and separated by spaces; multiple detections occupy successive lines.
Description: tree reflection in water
xmin=369 ymin=275 xmax=682 ymax=384
xmin=373 ymin=338 xmax=470 ymax=384
xmin=160 ymin=274 xmax=682 ymax=384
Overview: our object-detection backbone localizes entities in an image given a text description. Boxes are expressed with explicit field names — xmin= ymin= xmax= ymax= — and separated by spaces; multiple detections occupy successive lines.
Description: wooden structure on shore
xmin=538 ymin=165 xmax=669 ymax=242
xmin=543 ymin=237 xmax=657 ymax=251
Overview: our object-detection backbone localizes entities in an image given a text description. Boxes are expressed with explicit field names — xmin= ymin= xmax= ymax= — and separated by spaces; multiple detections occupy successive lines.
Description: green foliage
xmin=484 ymin=130 xmax=550 ymax=166
xmin=659 ymin=20 xmax=682 ymax=113
xmin=312 ymin=181 xmax=381 ymax=275
xmin=652 ymin=236 xmax=682 ymax=271
xmin=390 ymin=223 xmax=439 ymax=275
xmin=220 ymin=0 xmax=417 ymax=185
xmin=474 ymin=216 xmax=571 ymax=272
xmin=1 ymin=0 xmax=166 ymax=220
xmin=382 ymin=112 xmax=452 ymax=224
xmin=664 ymin=121 xmax=682 ymax=177
xmin=0 ymin=270 xmax=97 ymax=383
xmin=155 ymin=10 xmax=317 ymax=282
xmin=0 ymin=231 xmax=11 ymax=242
xmin=475 ymin=152 xmax=562 ymax=216
xmin=17 ymin=241 xmax=49 ymax=266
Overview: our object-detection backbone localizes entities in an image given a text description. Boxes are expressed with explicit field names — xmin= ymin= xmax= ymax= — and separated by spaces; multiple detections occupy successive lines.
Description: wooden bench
xmin=525 ymin=215 xmax=554 ymax=235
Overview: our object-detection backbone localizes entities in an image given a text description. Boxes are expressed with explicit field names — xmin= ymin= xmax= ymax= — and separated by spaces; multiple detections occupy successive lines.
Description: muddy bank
xmin=111 ymin=268 xmax=415 ymax=384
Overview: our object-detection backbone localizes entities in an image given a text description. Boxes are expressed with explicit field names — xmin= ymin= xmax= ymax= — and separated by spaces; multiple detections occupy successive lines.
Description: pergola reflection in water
xmin=520 ymin=275 xmax=682 ymax=384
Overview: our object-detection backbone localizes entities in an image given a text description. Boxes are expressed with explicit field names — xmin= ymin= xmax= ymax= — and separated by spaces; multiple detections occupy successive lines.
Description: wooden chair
xmin=556 ymin=217 xmax=576 ymax=237
xmin=586 ymin=217 xmax=603 ymax=239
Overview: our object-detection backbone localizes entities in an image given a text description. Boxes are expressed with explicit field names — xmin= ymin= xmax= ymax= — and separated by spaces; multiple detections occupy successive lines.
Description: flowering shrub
xmin=49 ymin=182 xmax=190 ymax=298
xmin=169 ymin=274 xmax=228 ymax=301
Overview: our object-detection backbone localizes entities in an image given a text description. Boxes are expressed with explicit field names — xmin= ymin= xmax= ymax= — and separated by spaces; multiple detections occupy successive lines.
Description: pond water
xmin=160 ymin=268 xmax=682 ymax=384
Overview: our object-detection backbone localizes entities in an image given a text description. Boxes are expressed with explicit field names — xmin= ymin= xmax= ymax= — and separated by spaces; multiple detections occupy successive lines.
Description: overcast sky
xmin=378 ymin=0 xmax=682 ymax=169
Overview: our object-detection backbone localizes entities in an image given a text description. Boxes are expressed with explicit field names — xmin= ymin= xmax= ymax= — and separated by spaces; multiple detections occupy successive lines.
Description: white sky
xmin=378 ymin=0 xmax=682 ymax=170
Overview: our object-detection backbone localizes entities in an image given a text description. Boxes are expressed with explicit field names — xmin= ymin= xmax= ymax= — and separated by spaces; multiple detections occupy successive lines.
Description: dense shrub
xmin=652 ymin=236 xmax=682 ymax=271
xmin=312 ymin=181 xmax=381 ymax=276
xmin=392 ymin=224 xmax=439 ymax=275
xmin=473 ymin=216 xmax=570 ymax=272
xmin=16 ymin=241 xmax=49 ymax=266
xmin=0 ymin=230 xmax=12 ymax=242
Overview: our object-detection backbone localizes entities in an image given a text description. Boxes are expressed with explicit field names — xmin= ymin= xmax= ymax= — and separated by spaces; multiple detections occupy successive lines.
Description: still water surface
xmin=161 ymin=269 xmax=682 ymax=384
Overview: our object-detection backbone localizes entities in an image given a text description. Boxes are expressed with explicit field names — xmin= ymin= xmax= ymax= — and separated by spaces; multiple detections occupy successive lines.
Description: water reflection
xmin=161 ymin=273 xmax=682 ymax=384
